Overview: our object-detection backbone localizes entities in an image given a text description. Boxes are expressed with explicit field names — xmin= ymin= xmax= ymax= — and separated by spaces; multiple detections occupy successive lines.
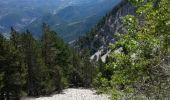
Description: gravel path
xmin=22 ymin=88 xmax=109 ymax=100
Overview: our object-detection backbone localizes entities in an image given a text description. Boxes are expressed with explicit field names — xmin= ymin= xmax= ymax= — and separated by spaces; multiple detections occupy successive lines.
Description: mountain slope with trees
xmin=0 ymin=0 xmax=170 ymax=100
xmin=90 ymin=0 xmax=170 ymax=99
xmin=0 ymin=24 xmax=97 ymax=99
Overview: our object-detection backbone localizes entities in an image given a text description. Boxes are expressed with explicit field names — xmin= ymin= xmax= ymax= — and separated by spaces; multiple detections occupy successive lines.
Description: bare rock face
xmin=94 ymin=1 xmax=135 ymax=50
xmin=75 ymin=1 xmax=135 ymax=60
xmin=22 ymin=88 xmax=109 ymax=100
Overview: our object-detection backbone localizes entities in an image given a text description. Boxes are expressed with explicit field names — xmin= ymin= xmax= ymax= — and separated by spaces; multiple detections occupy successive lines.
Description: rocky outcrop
xmin=75 ymin=0 xmax=135 ymax=60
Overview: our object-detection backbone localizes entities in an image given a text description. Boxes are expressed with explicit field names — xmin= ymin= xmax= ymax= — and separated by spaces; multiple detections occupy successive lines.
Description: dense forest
xmin=0 ymin=0 xmax=170 ymax=100
xmin=0 ymin=23 xmax=97 ymax=100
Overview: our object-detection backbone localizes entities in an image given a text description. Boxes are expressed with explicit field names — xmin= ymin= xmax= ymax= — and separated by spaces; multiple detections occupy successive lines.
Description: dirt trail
xmin=22 ymin=88 xmax=109 ymax=100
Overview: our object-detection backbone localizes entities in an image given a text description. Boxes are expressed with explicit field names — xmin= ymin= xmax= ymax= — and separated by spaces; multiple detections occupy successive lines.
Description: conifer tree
xmin=69 ymin=50 xmax=83 ymax=87
xmin=0 ymin=34 xmax=5 ymax=100
xmin=41 ymin=23 xmax=64 ymax=91
xmin=0 ymin=33 xmax=26 ymax=100
xmin=10 ymin=27 xmax=20 ymax=48
xmin=81 ymin=49 xmax=96 ymax=87
xmin=23 ymin=30 xmax=52 ymax=95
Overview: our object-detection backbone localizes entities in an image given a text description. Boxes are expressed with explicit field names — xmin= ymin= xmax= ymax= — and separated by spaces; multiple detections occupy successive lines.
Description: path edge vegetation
xmin=93 ymin=0 xmax=170 ymax=99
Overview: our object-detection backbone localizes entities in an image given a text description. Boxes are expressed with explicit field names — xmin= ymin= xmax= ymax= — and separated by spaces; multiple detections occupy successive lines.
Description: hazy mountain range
xmin=0 ymin=0 xmax=121 ymax=41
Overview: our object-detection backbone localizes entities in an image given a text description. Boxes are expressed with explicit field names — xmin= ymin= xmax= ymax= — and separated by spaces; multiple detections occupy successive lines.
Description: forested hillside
xmin=0 ymin=24 xmax=97 ymax=99
xmin=0 ymin=0 xmax=170 ymax=100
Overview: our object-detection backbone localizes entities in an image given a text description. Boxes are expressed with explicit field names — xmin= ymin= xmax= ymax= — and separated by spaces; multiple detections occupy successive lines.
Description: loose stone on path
xmin=22 ymin=88 xmax=109 ymax=100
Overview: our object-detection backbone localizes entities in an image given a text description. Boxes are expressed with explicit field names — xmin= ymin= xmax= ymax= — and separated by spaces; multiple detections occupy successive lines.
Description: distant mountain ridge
xmin=0 ymin=0 xmax=121 ymax=41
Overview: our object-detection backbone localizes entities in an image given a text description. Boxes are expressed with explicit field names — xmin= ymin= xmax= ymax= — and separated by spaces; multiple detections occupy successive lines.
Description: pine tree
xmin=21 ymin=30 xmax=53 ymax=96
xmin=69 ymin=50 xmax=83 ymax=87
xmin=41 ymin=23 xmax=65 ymax=91
xmin=81 ymin=49 xmax=96 ymax=87
xmin=0 ymin=33 xmax=26 ymax=100
xmin=10 ymin=27 xmax=20 ymax=48
xmin=0 ymin=33 xmax=5 ymax=100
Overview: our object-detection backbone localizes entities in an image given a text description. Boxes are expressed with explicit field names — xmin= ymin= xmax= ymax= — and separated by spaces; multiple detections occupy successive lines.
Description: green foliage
xmin=0 ymin=23 xmax=97 ymax=99
xmin=0 ymin=34 xmax=5 ymax=91
xmin=70 ymin=48 xmax=97 ymax=88
xmin=41 ymin=23 xmax=65 ymax=91
xmin=0 ymin=33 xmax=26 ymax=99
xmin=81 ymin=49 xmax=97 ymax=87
xmin=20 ymin=31 xmax=54 ymax=96
xmin=94 ymin=0 xmax=170 ymax=99
xmin=68 ymin=50 xmax=83 ymax=87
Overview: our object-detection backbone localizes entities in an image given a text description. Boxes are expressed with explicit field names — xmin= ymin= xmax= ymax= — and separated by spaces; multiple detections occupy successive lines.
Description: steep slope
xmin=75 ymin=0 xmax=135 ymax=59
